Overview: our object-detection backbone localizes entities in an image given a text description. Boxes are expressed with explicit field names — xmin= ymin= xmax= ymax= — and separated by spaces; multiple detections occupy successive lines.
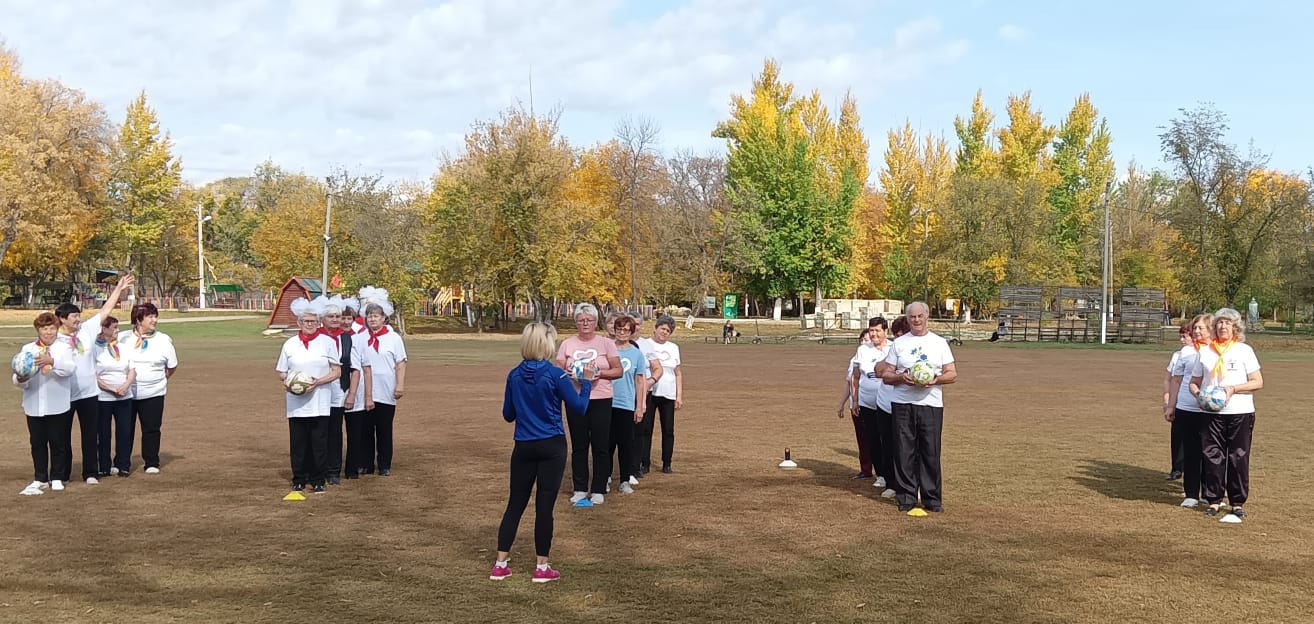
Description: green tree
xmin=1048 ymin=94 xmax=1114 ymax=284
xmin=105 ymin=91 xmax=183 ymax=284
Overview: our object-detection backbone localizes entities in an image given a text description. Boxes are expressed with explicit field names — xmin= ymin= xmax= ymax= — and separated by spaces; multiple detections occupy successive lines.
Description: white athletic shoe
xmin=1180 ymin=497 xmax=1199 ymax=508
xmin=873 ymin=476 xmax=886 ymax=488
xmin=589 ymin=493 xmax=604 ymax=505
xmin=109 ymin=467 xmax=120 ymax=476
xmin=85 ymin=477 xmax=100 ymax=485
xmin=619 ymin=482 xmax=634 ymax=494
xmin=51 ymin=480 xmax=65 ymax=491
xmin=19 ymin=481 xmax=45 ymax=496
xmin=880 ymin=488 xmax=896 ymax=499
xmin=605 ymin=477 xmax=612 ymax=493
xmin=628 ymin=475 xmax=639 ymax=486
xmin=145 ymin=467 xmax=160 ymax=474
xmin=569 ymin=491 xmax=588 ymax=504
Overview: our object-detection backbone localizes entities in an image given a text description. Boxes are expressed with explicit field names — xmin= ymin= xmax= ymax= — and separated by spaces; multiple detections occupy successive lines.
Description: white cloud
xmin=998 ymin=23 xmax=1027 ymax=42
xmin=0 ymin=1 xmax=970 ymax=183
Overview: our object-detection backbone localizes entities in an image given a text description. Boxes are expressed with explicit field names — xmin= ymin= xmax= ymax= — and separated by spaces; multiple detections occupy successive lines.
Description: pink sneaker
xmin=489 ymin=564 xmax=512 ymax=581
xmin=531 ymin=566 xmax=560 ymax=583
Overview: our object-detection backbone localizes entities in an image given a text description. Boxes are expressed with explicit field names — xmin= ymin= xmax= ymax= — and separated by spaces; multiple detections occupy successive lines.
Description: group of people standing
xmin=839 ymin=302 xmax=958 ymax=515
xmin=275 ymin=287 xmax=407 ymax=494
xmin=15 ymin=275 xmax=182 ymax=496
xmin=1163 ymin=307 xmax=1263 ymax=523
xmin=490 ymin=305 xmax=683 ymax=583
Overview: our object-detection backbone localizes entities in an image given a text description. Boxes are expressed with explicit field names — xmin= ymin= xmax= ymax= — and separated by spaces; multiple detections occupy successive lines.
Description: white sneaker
xmin=1180 ymin=497 xmax=1199 ymax=508
xmin=874 ymin=476 xmax=886 ymax=488
xmin=19 ymin=481 xmax=45 ymax=496
xmin=145 ymin=467 xmax=160 ymax=474
xmin=589 ymin=493 xmax=604 ymax=505
xmin=606 ymin=477 xmax=612 ymax=493
xmin=51 ymin=480 xmax=65 ymax=491
xmin=1219 ymin=513 xmax=1243 ymax=524
xmin=109 ymin=467 xmax=120 ymax=475
xmin=569 ymin=491 xmax=587 ymax=504
xmin=628 ymin=475 xmax=639 ymax=486
xmin=880 ymin=488 xmax=896 ymax=499
xmin=619 ymin=482 xmax=634 ymax=494
xmin=86 ymin=477 xmax=100 ymax=485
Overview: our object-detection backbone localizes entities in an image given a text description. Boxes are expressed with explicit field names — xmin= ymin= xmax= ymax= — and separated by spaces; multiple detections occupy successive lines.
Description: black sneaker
xmin=292 ymin=483 xmax=306 ymax=492
xmin=311 ymin=484 xmax=326 ymax=494
xmin=379 ymin=468 xmax=391 ymax=476
xmin=661 ymin=465 xmax=673 ymax=474
xmin=926 ymin=505 xmax=945 ymax=513
xmin=1204 ymin=505 xmax=1221 ymax=517
xmin=327 ymin=475 xmax=342 ymax=486
xmin=640 ymin=466 xmax=651 ymax=476
xmin=851 ymin=473 xmax=873 ymax=480
xmin=344 ymin=472 xmax=360 ymax=480
xmin=1165 ymin=471 xmax=1183 ymax=481
xmin=897 ymin=504 xmax=914 ymax=513
xmin=1231 ymin=506 xmax=1247 ymax=519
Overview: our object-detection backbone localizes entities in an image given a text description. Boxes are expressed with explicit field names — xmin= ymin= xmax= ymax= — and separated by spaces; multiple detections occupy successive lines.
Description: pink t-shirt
xmin=557 ymin=334 xmax=620 ymax=399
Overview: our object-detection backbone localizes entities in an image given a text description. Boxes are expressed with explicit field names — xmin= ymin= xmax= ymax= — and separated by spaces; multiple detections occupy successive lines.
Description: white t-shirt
xmin=364 ymin=330 xmax=407 ymax=406
xmin=1169 ymin=345 xmax=1203 ymax=412
xmin=637 ymin=337 xmax=661 ymax=380
xmin=276 ymin=334 xmax=338 ymax=418
xmin=13 ymin=340 xmax=76 ymax=416
xmin=644 ymin=339 xmax=681 ymax=400
xmin=118 ymin=330 xmax=178 ymax=400
xmin=883 ymin=332 xmax=956 ymax=408
xmin=59 ymin=313 xmax=104 ymax=401
xmin=94 ymin=339 xmax=135 ymax=402
xmin=1191 ymin=342 xmax=1261 ymax=415
xmin=850 ymin=342 xmax=890 ymax=410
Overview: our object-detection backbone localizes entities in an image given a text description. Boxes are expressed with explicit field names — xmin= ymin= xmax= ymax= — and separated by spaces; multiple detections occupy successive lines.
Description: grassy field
xmin=2 ymin=328 xmax=1311 ymax=623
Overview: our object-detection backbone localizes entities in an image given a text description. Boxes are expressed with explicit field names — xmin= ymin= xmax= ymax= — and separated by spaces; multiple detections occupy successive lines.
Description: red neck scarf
xmin=298 ymin=329 xmax=324 ymax=350
xmin=325 ymin=327 xmax=346 ymax=338
xmin=367 ymin=325 xmax=390 ymax=351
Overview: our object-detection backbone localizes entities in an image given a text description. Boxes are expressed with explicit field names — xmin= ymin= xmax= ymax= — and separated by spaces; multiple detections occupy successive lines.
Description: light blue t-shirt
xmin=612 ymin=344 xmax=649 ymax=411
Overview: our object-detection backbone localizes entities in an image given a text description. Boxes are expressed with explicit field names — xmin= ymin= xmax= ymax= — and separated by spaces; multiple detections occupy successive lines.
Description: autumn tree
xmin=713 ymin=59 xmax=865 ymax=319
xmin=0 ymin=46 xmax=112 ymax=298
xmin=1048 ymin=94 xmax=1114 ymax=284
xmin=247 ymin=165 xmax=328 ymax=288
xmin=646 ymin=152 xmax=734 ymax=309
xmin=607 ymin=117 xmax=665 ymax=307
xmin=105 ymin=91 xmax=183 ymax=288
xmin=877 ymin=122 xmax=953 ymax=301
xmin=953 ymin=90 xmax=998 ymax=178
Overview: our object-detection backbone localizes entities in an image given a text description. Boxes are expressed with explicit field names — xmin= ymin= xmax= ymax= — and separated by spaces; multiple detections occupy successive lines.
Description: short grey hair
xmin=905 ymin=301 xmax=929 ymax=316
xmin=574 ymin=303 xmax=599 ymax=320
xmin=655 ymin=314 xmax=676 ymax=331
xmin=364 ymin=302 xmax=388 ymax=319
xmin=1213 ymin=307 xmax=1246 ymax=343
xmin=320 ymin=302 xmax=343 ymax=317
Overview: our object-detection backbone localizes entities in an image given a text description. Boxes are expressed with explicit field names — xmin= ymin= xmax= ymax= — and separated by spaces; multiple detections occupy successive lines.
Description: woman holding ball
xmin=1166 ymin=315 xmax=1211 ymax=508
xmin=1189 ymin=307 xmax=1262 ymax=523
xmin=275 ymin=298 xmax=341 ymax=494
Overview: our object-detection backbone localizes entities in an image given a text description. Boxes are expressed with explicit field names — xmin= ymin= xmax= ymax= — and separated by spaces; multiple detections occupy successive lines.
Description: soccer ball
xmin=1197 ymin=385 xmax=1228 ymax=412
xmin=286 ymin=371 xmax=316 ymax=396
xmin=10 ymin=351 xmax=35 ymax=378
xmin=910 ymin=362 xmax=936 ymax=386
xmin=570 ymin=360 xmax=588 ymax=380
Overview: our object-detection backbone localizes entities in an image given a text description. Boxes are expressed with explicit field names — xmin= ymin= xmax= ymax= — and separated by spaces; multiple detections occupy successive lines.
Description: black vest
xmin=338 ymin=332 xmax=353 ymax=391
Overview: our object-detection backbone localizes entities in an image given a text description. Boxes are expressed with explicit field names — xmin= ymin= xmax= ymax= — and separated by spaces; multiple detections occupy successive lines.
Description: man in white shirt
xmin=878 ymin=302 xmax=958 ymax=515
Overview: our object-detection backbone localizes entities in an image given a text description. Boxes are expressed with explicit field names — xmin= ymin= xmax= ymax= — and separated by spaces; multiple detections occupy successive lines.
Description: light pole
xmin=196 ymin=204 xmax=212 ymax=309
xmin=1099 ymin=181 xmax=1112 ymax=345
xmin=322 ymin=191 xmax=333 ymax=295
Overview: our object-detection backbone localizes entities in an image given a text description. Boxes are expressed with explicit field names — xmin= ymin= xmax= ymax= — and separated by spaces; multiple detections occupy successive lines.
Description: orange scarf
xmin=1208 ymin=339 xmax=1235 ymax=384
xmin=95 ymin=335 xmax=120 ymax=360
xmin=133 ymin=329 xmax=155 ymax=350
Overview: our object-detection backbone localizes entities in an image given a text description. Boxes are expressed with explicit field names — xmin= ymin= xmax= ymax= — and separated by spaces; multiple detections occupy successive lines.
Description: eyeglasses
xmin=299 ymin=318 xmax=319 ymax=325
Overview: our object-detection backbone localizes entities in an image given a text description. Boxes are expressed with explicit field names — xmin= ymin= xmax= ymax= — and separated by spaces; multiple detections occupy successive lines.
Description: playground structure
xmin=998 ymin=285 xmax=1166 ymax=344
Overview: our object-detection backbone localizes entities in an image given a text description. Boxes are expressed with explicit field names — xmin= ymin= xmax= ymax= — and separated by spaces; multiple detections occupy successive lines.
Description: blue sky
xmin=2 ymin=0 xmax=1310 ymax=185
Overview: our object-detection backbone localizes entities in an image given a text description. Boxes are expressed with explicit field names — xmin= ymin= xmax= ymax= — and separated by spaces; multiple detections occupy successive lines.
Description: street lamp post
xmin=197 ymin=204 xmax=212 ymax=309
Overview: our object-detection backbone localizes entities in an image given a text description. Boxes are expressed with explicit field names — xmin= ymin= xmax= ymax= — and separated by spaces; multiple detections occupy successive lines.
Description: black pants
xmin=27 ymin=412 xmax=73 ymax=482
xmin=289 ymin=416 xmax=330 ymax=486
xmin=71 ymin=396 xmax=99 ymax=479
xmin=609 ymin=407 xmax=637 ymax=481
xmin=566 ymin=398 xmax=612 ymax=493
xmin=890 ymin=402 xmax=944 ymax=509
xmin=98 ymin=399 xmax=132 ymax=475
xmin=344 ymin=409 xmax=369 ymax=474
xmin=132 ymin=396 xmax=166 ymax=469
xmin=365 ymin=402 xmax=396 ymax=472
xmin=638 ymin=395 xmax=676 ymax=471
xmin=859 ymin=406 xmax=889 ymax=480
xmin=327 ymin=406 xmax=345 ymax=477
xmin=497 ymin=436 xmax=567 ymax=556
xmin=1201 ymin=412 xmax=1255 ymax=507
xmin=1173 ymin=408 xmax=1207 ymax=500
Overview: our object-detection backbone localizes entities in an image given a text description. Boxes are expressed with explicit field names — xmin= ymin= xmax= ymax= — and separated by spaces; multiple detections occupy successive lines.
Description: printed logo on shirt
xmin=621 ymin=358 xmax=633 ymax=373
xmin=656 ymin=349 xmax=673 ymax=362
xmin=570 ymin=348 xmax=599 ymax=366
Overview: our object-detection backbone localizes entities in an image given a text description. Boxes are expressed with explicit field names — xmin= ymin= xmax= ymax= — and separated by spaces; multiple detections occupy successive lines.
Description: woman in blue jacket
xmin=491 ymin=322 xmax=592 ymax=584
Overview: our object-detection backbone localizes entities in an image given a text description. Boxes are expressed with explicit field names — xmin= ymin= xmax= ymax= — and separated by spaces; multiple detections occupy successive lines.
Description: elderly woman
xmin=339 ymin=296 xmax=371 ymax=480
xmin=838 ymin=328 xmax=875 ymax=480
xmin=1167 ymin=315 xmax=1212 ymax=507
xmin=14 ymin=312 xmax=77 ymax=495
xmin=637 ymin=314 xmax=682 ymax=475
xmin=317 ymin=295 xmax=361 ymax=485
xmin=1189 ymin=307 xmax=1262 ymax=523
xmin=490 ymin=322 xmax=592 ymax=583
xmin=360 ymin=289 xmax=407 ymax=476
xmin=555 ymin=303 xmax=621 ymax=505
xmin=95 ymin=314 xmax=136 ymax=479
xmin=276 ymin=297 xmax=341 ymax=493
xmin=117 ymin=302 xmax=178 ymax=476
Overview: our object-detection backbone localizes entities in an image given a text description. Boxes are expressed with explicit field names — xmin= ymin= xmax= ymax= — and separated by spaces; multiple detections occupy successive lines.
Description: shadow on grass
xmin=1071 ymin=459 xmax=1180 ymax=504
